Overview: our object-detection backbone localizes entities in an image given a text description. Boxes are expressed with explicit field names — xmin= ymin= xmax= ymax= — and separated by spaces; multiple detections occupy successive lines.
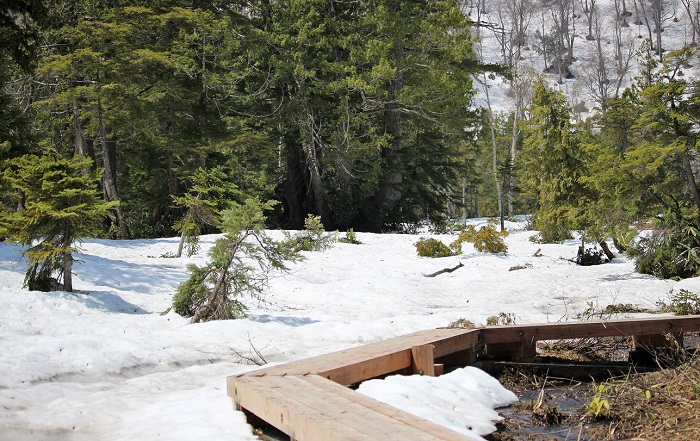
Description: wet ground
xmin=489 ymin=379 xmax=599 ymax=440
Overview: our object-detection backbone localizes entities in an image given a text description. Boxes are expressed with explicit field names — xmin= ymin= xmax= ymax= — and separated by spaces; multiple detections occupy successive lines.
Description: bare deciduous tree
xmin=580 ymin=0 xmax=598 ymax=40
xmin=680 ymin=0 xmax=700 ymax=47
xmin=635 ymin=0 xmax=678 ymax=60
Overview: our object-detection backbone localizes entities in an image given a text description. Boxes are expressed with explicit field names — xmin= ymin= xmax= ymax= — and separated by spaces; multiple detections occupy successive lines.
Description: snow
xmin=358 ymin=367 xmax=518 ymax=439
xmin=468 ymin=0 xmax=700 ymax=118
xmin=3 ymin=218 xmax=700 ymax=440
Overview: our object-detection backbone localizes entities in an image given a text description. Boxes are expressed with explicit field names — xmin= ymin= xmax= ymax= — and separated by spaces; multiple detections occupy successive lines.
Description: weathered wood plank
xmin=299 ymin=375 xmax=475 ymax=441
xmin=230 ymin=375 xmax=366 ymax=441
xmin=230 ymin=375 xmax=473 ymax=441
xmin=241 ymin=327 xmax=480 ymax=385
xmin=412 ymin=344 xmax=436 ymax=376
xmin=479 ymin=315 xmax=700 ymax=344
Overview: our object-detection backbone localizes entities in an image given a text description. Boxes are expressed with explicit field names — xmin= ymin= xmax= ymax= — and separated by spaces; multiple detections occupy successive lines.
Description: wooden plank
xmin=231 ymin=375 xmax=470 ymax=441
xmin=242 ymin=327 xmax=480 ymax=385
xmin=480 ymin=315 xmax=700 ymax=344
xmin=434 ymin=364 xmax=445 ymax=376
xmin=282 ymin=375 xmax=462 ymax=441
xmin=484 ymin=340 xmax=537 ymax=361
xmin=633 ymin=334 xmax=671 ymax=349
xmin=318 ymin=350 xmax=411 ymax=385
xmin=230 ymin=375 xmax=366 ymax=441
xmin=300 ymin=375 xmax=474 ymax=441
xmin=412 ymin=344 xmax=436 ymax=376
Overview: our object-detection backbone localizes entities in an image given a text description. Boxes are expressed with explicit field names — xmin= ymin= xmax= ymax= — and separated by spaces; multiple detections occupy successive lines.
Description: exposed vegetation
xmin=583 ymin=352 xmax=700 ymax=440
xmin=657 ymin=289 xmax=700 ymax=316
xmin=284 ymin=215 xmax=337 ymax=252
xmin=172 ymin=199 xmax=300 ymax=322
xmin=415 ymin=237 xmax=456 ymax=258
xmin=339 ymin=229 xmax=361 ymax=245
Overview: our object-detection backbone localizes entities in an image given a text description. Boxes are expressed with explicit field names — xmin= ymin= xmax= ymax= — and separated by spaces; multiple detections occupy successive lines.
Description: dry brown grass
xmin=537 ymin=336 xmax=632 ymax=362
xmin=586 ymin=351 xmax=700 ymax=440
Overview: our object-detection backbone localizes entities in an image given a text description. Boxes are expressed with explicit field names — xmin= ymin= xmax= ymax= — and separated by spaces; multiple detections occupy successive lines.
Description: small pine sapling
xmin=285 ymin=214 xmax=337 ymax=252
xmin=172 ymin=199 xmax=300 ymax=323
xmin=450 ymin=224 xmax=508 ymax=254
xmin=0 ymin=149 xmax=115 ymax=292
xmin=339 ymin=228 xmax=361 ymax=244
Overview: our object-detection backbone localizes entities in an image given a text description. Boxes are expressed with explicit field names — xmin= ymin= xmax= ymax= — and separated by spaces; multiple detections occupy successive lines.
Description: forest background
xmin=4 ymin=0 xmax=700 ymax=282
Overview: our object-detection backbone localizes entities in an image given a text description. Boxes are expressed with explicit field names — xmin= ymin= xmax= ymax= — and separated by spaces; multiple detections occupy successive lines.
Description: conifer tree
xmin=172 ymin=198 xmax=300 ymax=323
xmin=173 ymin=166 xmax=239 ymax=257
xmin=0 ymin=149 xmax=115 ymax=292
xmin=521 ymin=78 xmax=589 ymax=242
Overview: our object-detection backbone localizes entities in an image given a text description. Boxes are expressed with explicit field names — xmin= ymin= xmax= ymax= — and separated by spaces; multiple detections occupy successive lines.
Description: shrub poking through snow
xmin=450 ymin=224 xmax=508 ymax=254
xmin=486 ymin=312 xmax=517 ymax=326
xmin=657 ymin=289 xmax=700 ymax=315
xmin=172 ymin=199 xmax=300 ymax=322
xmin=628 ymin=226 xmax=700 ymax=279
xmin=447 ymin=317 xmax=475 ymax=328
xmin=415 ymin=237 xmax=455 ymax=257
xmin=339 ymin=228 xmax=361 ymax=244
xmin=576 ymin=246 xmax=607 ymax=266
xmin=284 ymin=214 xmax=337 ymax=252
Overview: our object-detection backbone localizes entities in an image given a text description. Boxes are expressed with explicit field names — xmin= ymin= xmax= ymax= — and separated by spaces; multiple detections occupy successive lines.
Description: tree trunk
xmin=97 ymin=95 xmax=131 ymax=239
xmin=62 ymin=249 xmax=73 ymax=292
xmin=298 ymin=79 xmax=332 ymax=227
xmin=280 ymin=133 xmax=307 ymax=229
xmin=369 ymin=40 xmax=404 ymax=232
xmin=612 ymin=236 xmax=627 ymax=253
xmin=177 ymin=230 xmax=186 ymax=258
xmin=483 ymin=73 xmax=505 ymax=231
xmin=598 ymin=240 xmax=615 ymax=261
xmin=73 ymin=99 xmax=92 ymax=176
xmin=682 ymin=151 xmax=700 ymax=212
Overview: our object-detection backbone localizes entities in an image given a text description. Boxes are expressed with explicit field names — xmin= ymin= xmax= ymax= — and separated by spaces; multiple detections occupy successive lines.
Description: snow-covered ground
xmin=2 ymin=218 xmax=699 ymax=440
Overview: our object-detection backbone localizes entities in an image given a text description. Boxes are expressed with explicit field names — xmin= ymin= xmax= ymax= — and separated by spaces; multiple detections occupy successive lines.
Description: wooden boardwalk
xmin=227 ymin=315 xmax=700 ymax=440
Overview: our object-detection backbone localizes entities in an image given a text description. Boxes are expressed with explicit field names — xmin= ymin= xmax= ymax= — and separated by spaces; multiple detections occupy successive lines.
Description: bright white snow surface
xmin=2 ymin=218 xmax=700 ymax=440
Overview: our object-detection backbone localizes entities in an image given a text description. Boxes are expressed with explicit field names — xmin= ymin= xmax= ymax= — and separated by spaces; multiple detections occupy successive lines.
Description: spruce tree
xmin=521 ymin=78 xmax=589 ymax=243
xmin=0 ymin=149 xmax=115 ymax=292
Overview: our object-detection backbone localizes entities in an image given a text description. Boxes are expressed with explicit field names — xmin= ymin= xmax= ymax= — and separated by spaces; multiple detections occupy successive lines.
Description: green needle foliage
xmin=0 ymin=148 xmax=115 ymax=292
xmin=173 ymin=166 xmax=240 ymax=258
xmin=172 ymin=199 xmax=301 ymax=323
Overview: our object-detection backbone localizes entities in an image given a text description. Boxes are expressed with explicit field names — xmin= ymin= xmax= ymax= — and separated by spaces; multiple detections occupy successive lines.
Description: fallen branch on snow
xmin=425 ymin=262 xmax=464 ymax=277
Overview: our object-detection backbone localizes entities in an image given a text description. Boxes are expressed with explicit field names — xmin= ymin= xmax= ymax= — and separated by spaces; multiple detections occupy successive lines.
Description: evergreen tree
xmin=0 ymin=149 xmax=115 ymax=292
xmin=172 ymin=198 xmax=300 ymax=323
xmin=579 ymin=89 xmax=642 ymax=254
xmin=521 ymin=78 xmax=590 ymax=242
xmin=252 ymin=0 xmax=481 ymax=231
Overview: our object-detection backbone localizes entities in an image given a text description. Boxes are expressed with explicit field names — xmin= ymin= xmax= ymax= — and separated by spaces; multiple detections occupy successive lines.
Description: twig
xmin=425 ymin=262 xmax=464 ymax=277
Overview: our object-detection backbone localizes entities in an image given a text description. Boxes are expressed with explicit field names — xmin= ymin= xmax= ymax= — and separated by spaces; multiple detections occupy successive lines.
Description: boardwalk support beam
xmin=228 ymin=315 xmax=700 ymax=441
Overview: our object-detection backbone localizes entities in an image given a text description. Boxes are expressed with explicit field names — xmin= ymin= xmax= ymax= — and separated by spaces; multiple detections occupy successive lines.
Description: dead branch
xmin=425 ymin=262 xmax=464 ymax=277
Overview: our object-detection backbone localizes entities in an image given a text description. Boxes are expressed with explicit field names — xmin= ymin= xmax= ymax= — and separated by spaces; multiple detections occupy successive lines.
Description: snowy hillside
xmin=468 ymin=0 xmax=699 ymax=117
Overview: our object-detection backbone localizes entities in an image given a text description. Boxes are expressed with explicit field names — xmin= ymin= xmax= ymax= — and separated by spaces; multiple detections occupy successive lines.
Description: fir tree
xmin=521 ymin=78 xmax=590 ymax=243
xmin=172 ymin=198 xmax=300 ymax=323
xmin=0 ymin=149 xmax=115 ymax=292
